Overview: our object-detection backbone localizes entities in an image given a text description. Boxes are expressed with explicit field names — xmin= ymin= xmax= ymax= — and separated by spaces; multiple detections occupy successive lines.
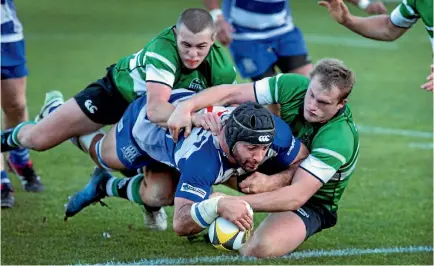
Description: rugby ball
xmin=208 ymin=204 xmax=254 ymax=251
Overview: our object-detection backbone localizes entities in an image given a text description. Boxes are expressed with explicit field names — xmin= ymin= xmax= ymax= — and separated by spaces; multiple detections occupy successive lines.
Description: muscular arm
xmin=181 ymin=83 xmax=255 ymax=113
xmin=239 ymin=142 xmax=310 ymax=193
xmin=342 ymin=14 xmax=407 ymax=41
xmin=173 ymin=197 xmax=204 ymax=236
xmin=236 ymin=167 xmax=323 ymax=212
xmin=267 ymin=143 xmax=310 ymax=188
xmin=173 ymin=195 xmax=253 ymax=235
xmin=146 ymin=82 xmax=175 ymax=127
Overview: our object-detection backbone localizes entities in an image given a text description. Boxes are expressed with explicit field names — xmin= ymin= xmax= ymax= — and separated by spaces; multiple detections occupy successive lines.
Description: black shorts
xmin=74 ymin=65 xmax=129 ymax=125
xmin=293 ymin=200 xmax=337 ymax=239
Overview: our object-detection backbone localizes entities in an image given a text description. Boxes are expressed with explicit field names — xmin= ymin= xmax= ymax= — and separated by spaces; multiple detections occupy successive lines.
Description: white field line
xmin=357 ymin=125 xmax=433 ymax=139
xmin=92 ymin=245 xmax=433 ymax=265
xmin=408 ymin=142 xmax=434 ymax=149
xmin=304 ymin=34 xmax=400 ymax=49
xmin=358 ymin=125 xmax=433 ymax=149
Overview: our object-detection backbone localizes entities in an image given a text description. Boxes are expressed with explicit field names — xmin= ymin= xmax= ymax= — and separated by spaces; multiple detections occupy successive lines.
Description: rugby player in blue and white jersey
xmin=64 ymin=90 xmax=308 ymax=235
xmin=1 ymin=0 xmax=44 ymax=208
xmin=205 ymin=0 xmax=386 ymax=80
xmin=203 ymin=0 xmax=386 ymax=114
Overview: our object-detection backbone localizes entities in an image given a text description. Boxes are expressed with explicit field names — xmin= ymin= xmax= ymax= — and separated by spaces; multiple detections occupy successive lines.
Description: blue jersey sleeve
xmin=269 ymin=115 xmax=301 ymax=167
xmin=174 ymin=136 xmax=222 ymax=202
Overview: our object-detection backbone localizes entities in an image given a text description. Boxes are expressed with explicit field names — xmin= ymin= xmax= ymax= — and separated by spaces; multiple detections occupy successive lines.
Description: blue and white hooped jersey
xmin=172 ymin=110 xmax=301 ymax=203
xmin=1 ymin=0 xmax=23 ymax=43
xmin=122 ymin=89 xmax=301 ymax=203
xmin=222 ymin=0 xmax=294 ymax=40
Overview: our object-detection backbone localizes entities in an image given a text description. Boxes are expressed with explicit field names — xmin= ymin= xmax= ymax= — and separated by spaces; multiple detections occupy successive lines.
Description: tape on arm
xmin=209 ymin=9 xmax=223 ymax=23
xmin=190 ymin=196 xmax=223 ymax=228
xmin=358 ymin=0 xmax=371 ymax=10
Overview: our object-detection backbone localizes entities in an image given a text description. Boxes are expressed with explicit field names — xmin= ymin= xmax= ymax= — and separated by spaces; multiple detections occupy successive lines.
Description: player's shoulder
xmin=271 ymin=115 xmax=293 ymax=149
xmin=207 ymin=44 xmax=236 ymax=77
xmin=276 ymin=73 xmax=310 ymax=91
xmin=266 ymin=73 xmax=309 ymax=103
xmin=174 ymin=128 xmax=220 ymax=165
xmin=278 ymin=73 xmax=310 ymax=82
xmin=144 ymin=27 xmax=178 ymax=54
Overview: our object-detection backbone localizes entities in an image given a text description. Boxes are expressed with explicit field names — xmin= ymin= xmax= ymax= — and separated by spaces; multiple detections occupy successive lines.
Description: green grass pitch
xmin=1 ymin=0 xmax=432 ymax=264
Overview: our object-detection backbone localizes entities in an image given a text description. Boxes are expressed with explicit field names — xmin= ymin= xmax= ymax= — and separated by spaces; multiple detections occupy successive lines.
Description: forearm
xmin=146 ymin=101 xmax=175 ymax=127
xmin=262 ymin=144 xmax=308 ymax=191
xmin=173 ymin=196 xmax=223 ymax=236
xmin=182 ymin=83 xmax=254 ymax=113
xmin=266 ymin=166 xmax=298 ymax=190
xmin=173 ymin=204 xmax=204 ymax=236
xmin=343 ymin=14 xmax=402 ymax=41
xmin=237 ymin=186 xmax=303 ymax=212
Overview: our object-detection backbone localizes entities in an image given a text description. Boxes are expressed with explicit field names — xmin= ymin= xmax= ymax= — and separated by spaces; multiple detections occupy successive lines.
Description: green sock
xmin=10 ymin=121 xmax=36 ymax=147
xmin=105 ymin=174 xmax=143 ymax=204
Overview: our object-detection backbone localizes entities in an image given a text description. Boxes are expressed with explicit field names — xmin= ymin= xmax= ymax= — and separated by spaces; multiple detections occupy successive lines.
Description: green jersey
xmin=254 ymin=74 xmax=360 ymax=212
xmin=390 ymin=0 xmax=433 ymax=47
xmin=111 ymin=27 xmax=237 ymax=102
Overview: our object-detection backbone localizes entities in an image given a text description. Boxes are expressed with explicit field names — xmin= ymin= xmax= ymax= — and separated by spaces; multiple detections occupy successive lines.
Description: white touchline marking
xmin=304 ymin=34 xmax=399 ymax=49
xmin=357 ymin=125 xmax=433 ymax=139
xmin=408 ymin=142 xmax=434 ymax=149
xmin=93 ymin=245 xmax=433 ymax=265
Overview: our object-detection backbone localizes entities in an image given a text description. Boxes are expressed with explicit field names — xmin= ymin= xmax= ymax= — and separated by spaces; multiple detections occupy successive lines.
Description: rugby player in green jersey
xmin=167 ymin=58 xmax=359 ymax=257
xmin=1 ymin=8 xmax=236 ymax=230
xmin=319 ymin=0 xmax=433 ymax=91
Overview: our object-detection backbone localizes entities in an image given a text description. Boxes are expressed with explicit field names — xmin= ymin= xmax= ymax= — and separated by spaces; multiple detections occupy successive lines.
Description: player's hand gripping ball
xmin=208 ymin=203 xmax=254 ymax=251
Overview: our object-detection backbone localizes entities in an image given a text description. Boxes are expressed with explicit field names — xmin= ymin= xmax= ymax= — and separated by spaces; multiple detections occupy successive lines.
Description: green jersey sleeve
xmin=300 ymin=124 xmax=356 ymax=184
xmin=254 ymin=73 xmax=309 ymax=104
xmin=254 ymin=73 xmax=309 ymax=122
xmin=390 ymin=0 xmax=433 ymax=44
xmin=390 ymin=0 xmax=420 ymax=28
xmin=141 ymin=39 xmax=179 ymax=88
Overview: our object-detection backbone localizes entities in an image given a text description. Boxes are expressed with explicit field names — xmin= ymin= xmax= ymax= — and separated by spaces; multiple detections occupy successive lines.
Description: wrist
xmin=341 ymin=13 xmax=355 ymax=26
xmin=191 ymin=196 xmax=224 ymax=228
xmin=209 ymin=8 xmax=223 ymax=23
xmin=191 ymin=112 xmax=201 ymax=127
xmin=179 ymin=100 xmax=194 ymax=114
xmin=357 ymin=0 xmax=371 ymax=10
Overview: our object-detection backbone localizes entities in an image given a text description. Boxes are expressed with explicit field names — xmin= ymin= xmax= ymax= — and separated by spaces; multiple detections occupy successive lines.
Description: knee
xmin=141 ymin=183 xmax=174 ymax=207
xmin=172 ymin=217 xmax=189 ymax=236
xmin=2 ymin=98 xmax=27 ymax=117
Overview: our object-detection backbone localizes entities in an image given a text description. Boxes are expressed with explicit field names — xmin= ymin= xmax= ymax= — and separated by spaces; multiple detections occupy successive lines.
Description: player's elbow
xmin=146 ymin=105 xmax=159 ymax=123
xmin=383 ymin=19 xmax=406 ymax=41
xmin=172 ymin=217 xmax=194 ymax=236
xmin=146 ymin=100 xmax=168 ymax=124
xmin=172 ymin=218 xmax=187 ymax=236
xmin=292 ymin=199 xmax=305 ymax=210
xmin=382 ymin=30 xmax=401 ymax=41
xmin=287 ymin=193 xmax=308 ymax=210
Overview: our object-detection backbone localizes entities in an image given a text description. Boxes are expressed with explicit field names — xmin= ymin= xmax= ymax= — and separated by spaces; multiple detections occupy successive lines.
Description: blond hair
xmin=309 ymin=58 xmax=355 ymax=101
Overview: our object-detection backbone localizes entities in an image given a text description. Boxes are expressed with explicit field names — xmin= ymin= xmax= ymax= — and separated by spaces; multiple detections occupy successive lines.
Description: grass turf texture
xmin=1 ymin=0 xmax=432 ymax=264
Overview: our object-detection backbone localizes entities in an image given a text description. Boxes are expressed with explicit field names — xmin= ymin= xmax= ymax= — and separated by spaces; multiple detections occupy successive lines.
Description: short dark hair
xmin=309 ymin=58 xmax=355 ymax=101
xmin=176 ymin=8 xmax=214 ymax=34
